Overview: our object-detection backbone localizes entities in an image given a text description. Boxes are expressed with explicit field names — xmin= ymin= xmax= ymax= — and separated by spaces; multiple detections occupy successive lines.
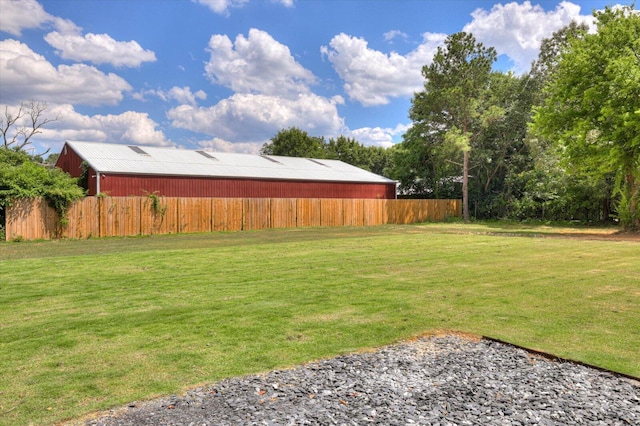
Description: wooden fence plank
xmin=320 ymin=199 xmax=344 ymax=227
xmin=363 ymin=199 xmax=385 ymax=226
xmin=243 ymin=198 xmax=270 ymax=230
xmin=178 ymin=198 xmax=212 ymax=234
xmin=126 ymin=197 xmax=141 ymax=236
xmin=101 ymin=197 xmax=117 ymax=237
xmin=416 ymin=199 xmax=429 ymax=223
xmin=296 ymin=198 xmax=321 ymax=227
xmin=271 ymin=198 xmax=296 ymax=229
xmin=140 ymin=196 xmax=172 ymax=235
xmin=213 ymin=198 xmax=243 ymax=231
xmin=343 ymin=199 xmax=364 ymax=227
xmin=451 ymin=199 xmax=462 ymax=217
xmin=162 ymin=197 xmax=179 ymax=234
xmin=5 ymin=198 xmax=47 ymax=240
xmin=6 ymin=199 xmax=26 ymax=240
xmin=195 ymin=198 xmax=213 ymax=233
xmin=433 ymin=199 xmax=443 ymax=221
xmin=177 ymin=198 xmax=190 ymax=234
xmin=64 ymin=197 xmax=98 ymax=239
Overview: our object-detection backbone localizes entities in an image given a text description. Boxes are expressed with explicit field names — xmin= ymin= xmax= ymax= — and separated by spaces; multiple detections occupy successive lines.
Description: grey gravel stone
xmin=84 ymin=335 xmax=639 ymax=425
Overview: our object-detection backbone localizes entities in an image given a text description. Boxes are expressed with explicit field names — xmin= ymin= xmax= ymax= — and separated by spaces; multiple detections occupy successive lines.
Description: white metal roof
xmin=63 ymin=141 xmax=396 ymax=184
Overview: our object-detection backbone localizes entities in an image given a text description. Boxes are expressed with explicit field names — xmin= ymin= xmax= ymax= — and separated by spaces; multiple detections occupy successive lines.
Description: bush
xmin=0 ymin=148 xmax=85 ymax=228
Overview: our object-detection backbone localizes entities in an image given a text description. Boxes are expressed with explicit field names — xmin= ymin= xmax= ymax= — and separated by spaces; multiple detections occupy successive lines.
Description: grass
xmin=0 ymin=223 xmax=638 ymax=425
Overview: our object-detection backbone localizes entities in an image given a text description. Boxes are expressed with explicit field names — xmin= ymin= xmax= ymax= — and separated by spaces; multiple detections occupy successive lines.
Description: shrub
xmin=0 ymin=148 xmax=85 ymax=229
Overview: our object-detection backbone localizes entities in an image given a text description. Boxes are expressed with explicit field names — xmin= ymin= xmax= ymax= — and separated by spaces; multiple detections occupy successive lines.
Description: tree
xmin=260 ymin=127 xmax=326 ymax=158
xmin=325 ymin=136 xmax=393 ymax=176
xmin=532 ymin=6 xmax=640 ymax=229
xmin=366 ymin=145 xmax=394 ymax=177
xmin=325 ymin=136 xmax=367 ymax=167
xmin=390 ymin=125 xmax=461 ymax=198
xmin=528 ymin=21 xmax=589 ymax=92
xmin=1 ymin=101 xmax=57 ymax=155
xmin=410 ymin=32 xmax=497 ymax=221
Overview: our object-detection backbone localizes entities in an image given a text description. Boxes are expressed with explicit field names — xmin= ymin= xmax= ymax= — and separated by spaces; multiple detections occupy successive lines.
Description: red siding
xmin=55 ymin=144 xmax=84 ymax=178
xmin=55 ymin=143 xmax=396 ymax=199
xmin=55 ymin=145 xmax=99 ymax=194
xmin=98 ymin=174 xmax=395 ymax=199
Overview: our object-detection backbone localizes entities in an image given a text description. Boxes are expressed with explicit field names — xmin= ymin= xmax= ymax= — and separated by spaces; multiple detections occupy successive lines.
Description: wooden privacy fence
xmin=5 ymin=197 xmax=461 ymax=241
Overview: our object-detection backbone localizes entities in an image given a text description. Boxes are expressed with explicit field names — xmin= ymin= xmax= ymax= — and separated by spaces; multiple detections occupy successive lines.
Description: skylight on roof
xmin=260 ymin=155 xmax=283 ymax=165
xmin=196 ymin=150 xmax=218 ymax=160
xmin=128 ymin=146 xmax=149 ymax=155
xmin=307 ymin=159 xmax=329 ymax=167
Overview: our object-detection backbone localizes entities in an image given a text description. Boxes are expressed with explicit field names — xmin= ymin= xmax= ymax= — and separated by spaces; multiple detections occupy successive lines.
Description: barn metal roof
xmin=63 ymin=141 xmax=396 ymax=184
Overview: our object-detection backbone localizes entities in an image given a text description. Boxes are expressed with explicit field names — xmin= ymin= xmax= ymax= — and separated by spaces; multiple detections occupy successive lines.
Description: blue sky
xmin=0 ymin=0 xmax=620 ymax=156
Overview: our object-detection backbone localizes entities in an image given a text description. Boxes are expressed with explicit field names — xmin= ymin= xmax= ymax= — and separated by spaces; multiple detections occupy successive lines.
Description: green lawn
xmin=1 ymin=223 xmax=638 ymax=425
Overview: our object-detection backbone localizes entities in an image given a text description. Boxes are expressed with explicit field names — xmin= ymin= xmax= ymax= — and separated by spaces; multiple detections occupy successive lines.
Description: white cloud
xmin=43 ymin=31 xmax=157 ymax=68
xmin=193 ymin=0 xmax=292 ymax=15
xmin=383 ymin=30 xmax=409 ymax=44
xmin=185 ymin=28 xmax=347 ymax=151
xmin=321 ymin=32 xmax=446 ymax=106
xmin=167 ymin=93 xmax=344 ymax=143
xmin=0 ymin=0 xmax=79 ymax=36
xmin=0 ymin=0 xmax=50 ymax=35
xmin=198 ymin=137 xmax=263 ymax=154
xmin=192 ymin=0 xmax=249 ymax=16
xmin=2 ymin=0 xmax=155 ymax=68
xmin=136 ymin=86 xmax=207 ymax=105
xmin=0 ymin=102 xmax=172 ymax=153
xmin=45 ymin=104 xmax=171 ymax=146
xmin=167 ymin=86 xmax=207 ymax=105
xmin=463 ymin=1 xmax=596 ymax=73
xmin=104 ymin=111 xmax=170 ymax=146
xmin=0 ymin=39 xmax=132 ymax=106
xmin=205 ymin=28 xmax=317 ymax=97
xmin=350 ymin=123 xmax=410 ymax=148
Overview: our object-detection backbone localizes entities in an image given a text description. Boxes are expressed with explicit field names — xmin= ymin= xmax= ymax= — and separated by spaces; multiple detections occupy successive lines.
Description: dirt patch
xmin=482 ymin=230 xmax=640 ymax=242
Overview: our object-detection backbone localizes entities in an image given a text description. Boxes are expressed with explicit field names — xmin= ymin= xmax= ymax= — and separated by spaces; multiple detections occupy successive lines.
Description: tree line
xmin=260 ymin=127 xmax=392 ymax=177
xmin=260 ymin=6 xmax=639 ymax=230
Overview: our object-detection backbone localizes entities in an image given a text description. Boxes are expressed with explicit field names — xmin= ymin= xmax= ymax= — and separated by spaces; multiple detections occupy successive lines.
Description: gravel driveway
xmin=80 ymin=334 xmax=639 ymax=425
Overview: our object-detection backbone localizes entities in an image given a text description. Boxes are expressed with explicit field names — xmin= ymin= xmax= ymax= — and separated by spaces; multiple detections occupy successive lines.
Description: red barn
xmin=55 ymin=141 xmax=397 ymax=199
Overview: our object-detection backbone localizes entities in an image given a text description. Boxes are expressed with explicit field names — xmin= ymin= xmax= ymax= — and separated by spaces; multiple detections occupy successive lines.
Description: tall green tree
xmin=528 ymin=21 xmax=589 ymax=93
xmin=410 ymin=32 xmax=497 ymax=221
xmin=260 ymin=127 xmax=326 ymax=158
xmin=513 ymin=21 xmax=615 ymax=223
xmin=532 ymin=6 xmax=640 ymax=229
xmin=470 ymin=71 xmax=535 ymax=218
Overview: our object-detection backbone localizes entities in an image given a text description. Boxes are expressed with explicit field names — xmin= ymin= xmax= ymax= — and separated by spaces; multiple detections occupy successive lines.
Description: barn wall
xmin=97 ymin=174 xmax=396 ymax=199
xmin=54 ymin=144 xmax=99 ymax=194
xmin=55 ymin=144 xmax=85 ymax=178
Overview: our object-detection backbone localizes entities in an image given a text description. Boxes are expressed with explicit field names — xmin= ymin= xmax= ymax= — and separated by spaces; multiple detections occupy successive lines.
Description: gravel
xmin=84 ymin=335 xmax=639 ymax=425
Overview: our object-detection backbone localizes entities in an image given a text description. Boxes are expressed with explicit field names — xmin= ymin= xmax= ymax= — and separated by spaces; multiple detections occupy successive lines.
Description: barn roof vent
xmin=260 ymin=155 xmax=283 ymax=165
xmin=307 ymin=158 xmax=330 ymax=167
xmin=128 ymin=145 xmax=149 ymax=155
xmin=196 ymin=150 xmax=218 ymax=160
